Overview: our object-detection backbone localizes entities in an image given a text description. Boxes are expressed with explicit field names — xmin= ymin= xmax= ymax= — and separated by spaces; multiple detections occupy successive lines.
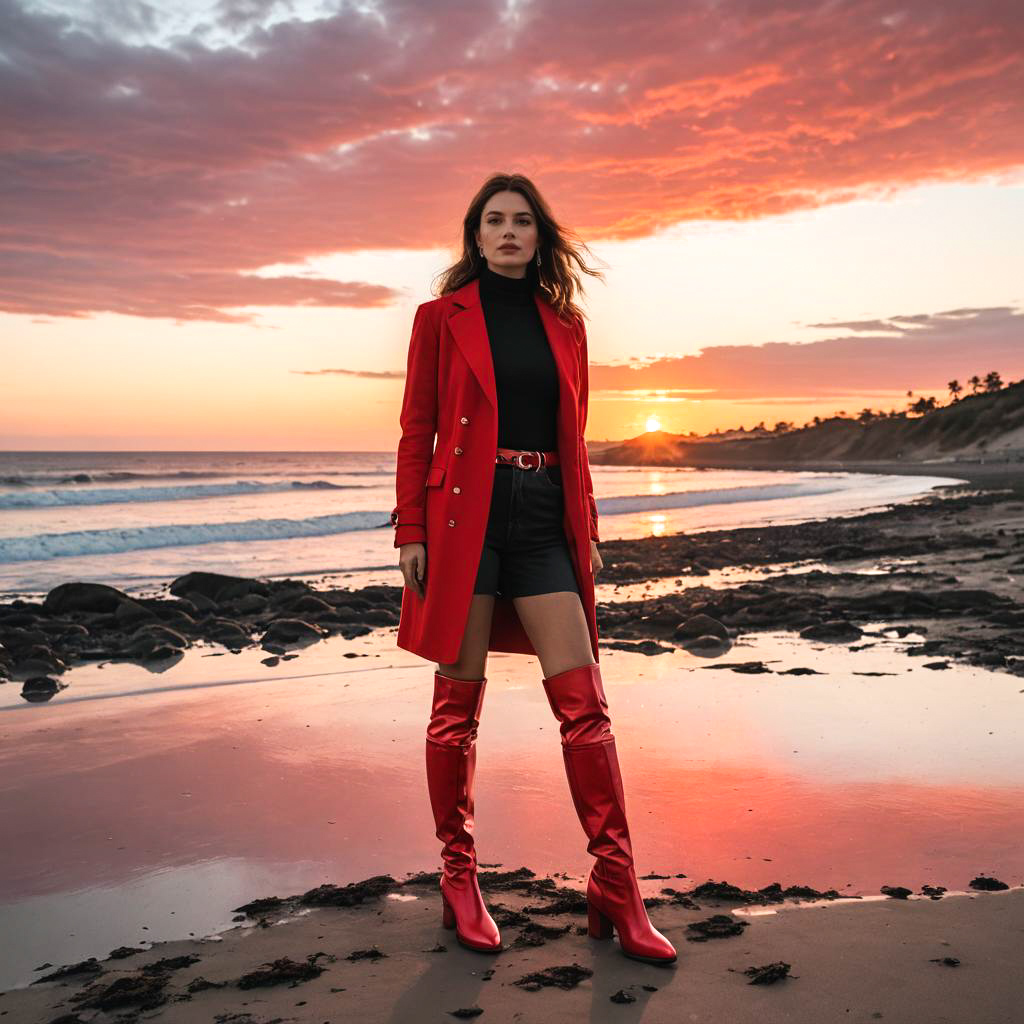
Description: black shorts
xmin=472 ymin=462 xmax=581 ymax=599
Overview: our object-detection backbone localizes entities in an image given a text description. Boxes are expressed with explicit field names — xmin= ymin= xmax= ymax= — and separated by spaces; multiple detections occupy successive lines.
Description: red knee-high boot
xmin=425 ymin=670 xmax=502 ymax=953
xmin=542 ymin=662 xmax=677 ymax=965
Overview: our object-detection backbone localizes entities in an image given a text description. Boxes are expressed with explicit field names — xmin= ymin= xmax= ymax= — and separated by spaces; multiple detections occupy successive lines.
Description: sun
xmin=645 ymin=414 xmax=661 ymax=432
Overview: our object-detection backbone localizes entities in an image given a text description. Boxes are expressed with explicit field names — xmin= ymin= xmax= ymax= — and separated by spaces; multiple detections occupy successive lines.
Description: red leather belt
xmin=495 ymin=447 xmax=559 ymax=469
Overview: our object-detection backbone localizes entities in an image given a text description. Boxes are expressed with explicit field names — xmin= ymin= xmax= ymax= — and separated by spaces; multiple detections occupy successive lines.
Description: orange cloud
xmin=587 ymin=306 xmax=1024 ymax=399
xmin=1 ymin=0 xmax=1021 ymax=321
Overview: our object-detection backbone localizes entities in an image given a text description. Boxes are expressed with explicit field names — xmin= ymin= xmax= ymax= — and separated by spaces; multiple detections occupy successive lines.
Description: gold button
xmin=454 ymin=446 xmax=463 ymax=455
xmin=448 ymin=519 xmax=456 ymax=526
xmin=460 ymin=416 xmax=469 ymax=424
xmin=453 ymin=486 xmax=461 ymax=494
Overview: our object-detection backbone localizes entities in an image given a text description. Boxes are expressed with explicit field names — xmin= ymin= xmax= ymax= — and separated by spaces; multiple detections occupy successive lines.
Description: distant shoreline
xmin=591 ymin=456 xmax=1024 ymax=492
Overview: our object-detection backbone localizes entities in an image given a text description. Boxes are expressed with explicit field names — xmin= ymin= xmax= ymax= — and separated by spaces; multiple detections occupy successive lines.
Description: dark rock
xmin=969 ymin=875 xmax=1009 ymax=891
xmin=299 ymin=874 xmax=397 ymax=907
xmin=743 ymin=960 xmax=792 ymax=984
xmin=114 ymin=599 xmax=156 ymax=625
xmin=685 ymin=914 xmax=749 ymax=941
xmin=511 ymin=921 xmax=572 ymax=948
xmin=204 ymin=618 xmax=252 ymax=645
xmin=13 ymin=654 xmax=67 ymax=677
xmin=128 ymin=624 xmax=189 ymax=649
xmin=700 ymin=661 xmax=772 ymax=674
xmin=170 ymin=572 xmax=269 ymax=603
xmin=21 ymin=676 xmax=68 ymax=700
xmin=489 ymin=904 xmax=532 ymax=927
xmin=261 ymin=618 xmax=325 ymax=646
xmin=799 ymin=620 xmax=863 ymax=642
xmin=513 ymin=963 xmax=594 ymax=991
xmin=44 ymin=582 xmax=132 ymax=614
xmin=881 ymin=885 xmax=913 ymax=899
xmin=237 ymin=954 xmax=327 ymax=987
xmin=69 ymin=971 xmax=170 ymax=1011
xmin=287 ymin=595 xmax=335 ymax=614
xmin=346 ymin=947 xmax=386 ymax=961
xmin=107 ymin=946 xmax=144 ymax=959
xmin=187 ymin=976 xmax=227 ymax=991
xmin=230 ymin=593 xmax=269 ymax=614
xmin=232 ymin=895 xmax=285 ymax=916
xmin=140 ymin=954 xmax=200 ymax=974
xmin=31 ymin=958 xmax=103 ymax=984
xmin=675 ymin=614 xmax=730 ymax=640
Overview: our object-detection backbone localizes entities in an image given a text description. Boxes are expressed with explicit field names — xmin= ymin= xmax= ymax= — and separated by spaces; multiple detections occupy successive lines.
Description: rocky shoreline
xmin=595 ymin=483 xmax=1024 ymax=675
xmin=4 ymin=473 xmax=1024 ymax=703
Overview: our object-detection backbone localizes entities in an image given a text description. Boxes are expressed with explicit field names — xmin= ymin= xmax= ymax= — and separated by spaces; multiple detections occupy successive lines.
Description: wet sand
xmin=2 ymin=875 xmax=1021 ymax=1023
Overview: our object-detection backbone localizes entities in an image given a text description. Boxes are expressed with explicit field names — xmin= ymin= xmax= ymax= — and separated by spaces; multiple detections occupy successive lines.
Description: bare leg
xmin=511 ymin=590 xmax=594 ymax=677
xmin=438 ymin=593 xmax=496 ymax=680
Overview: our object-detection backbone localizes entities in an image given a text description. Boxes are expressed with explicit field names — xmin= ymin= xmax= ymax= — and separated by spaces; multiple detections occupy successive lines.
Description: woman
xmin=390 ymin=173 xmax=676 ymax=967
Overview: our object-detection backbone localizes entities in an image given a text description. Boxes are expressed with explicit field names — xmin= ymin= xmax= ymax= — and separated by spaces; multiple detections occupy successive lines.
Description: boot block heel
xmin=587 ymin=900 xmax=614 ymax=939
xmin=441 ymin=891 xmax=455 ymax=929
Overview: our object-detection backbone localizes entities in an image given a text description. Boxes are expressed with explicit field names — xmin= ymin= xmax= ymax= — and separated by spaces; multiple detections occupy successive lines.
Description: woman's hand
xmin=399 ymin=542 xmax=427 ymax=599
xmin=590 ymin=538 xmax=603 ymax=577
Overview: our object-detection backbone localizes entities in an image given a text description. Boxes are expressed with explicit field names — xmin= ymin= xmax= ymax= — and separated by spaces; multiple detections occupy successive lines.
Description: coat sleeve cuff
xmin=391 ymin=506 xmax=426 ymax=547
xmin=394 ymin=524 xmax=427 ymax=547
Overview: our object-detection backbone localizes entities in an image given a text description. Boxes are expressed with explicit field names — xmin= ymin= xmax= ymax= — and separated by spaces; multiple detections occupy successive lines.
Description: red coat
xmin=390 ymin=275 xmax=600 ymax=666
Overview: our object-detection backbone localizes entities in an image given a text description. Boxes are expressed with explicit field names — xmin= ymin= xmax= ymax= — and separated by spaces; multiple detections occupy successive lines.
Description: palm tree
xmin=984 ymin=370 xmax=1004 ymax=392
xmin=968 ymin=375 xmax=982 ymax=394
xmin=947 ymin=379 xmax=962 ymax=402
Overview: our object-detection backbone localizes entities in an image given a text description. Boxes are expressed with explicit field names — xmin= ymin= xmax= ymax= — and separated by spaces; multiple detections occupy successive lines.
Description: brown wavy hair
xmin=433 ymin=172 xmax=605 ymax=332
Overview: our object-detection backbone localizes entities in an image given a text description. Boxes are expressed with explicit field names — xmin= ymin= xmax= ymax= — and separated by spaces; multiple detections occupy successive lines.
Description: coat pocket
xmin=426 ymin=463 xmax=447 ymax=487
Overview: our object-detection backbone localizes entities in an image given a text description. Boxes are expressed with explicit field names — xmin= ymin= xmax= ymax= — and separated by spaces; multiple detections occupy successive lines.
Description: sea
xmin=0 ymin=451 xmax=967 ymax=599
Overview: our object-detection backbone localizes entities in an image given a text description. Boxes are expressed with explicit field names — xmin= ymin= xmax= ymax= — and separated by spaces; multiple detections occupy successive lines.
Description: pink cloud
xmin=0 ymin=0 xmax=1021 ymax=320
xmin=588 ymin=306 xmax=1024 ymax=399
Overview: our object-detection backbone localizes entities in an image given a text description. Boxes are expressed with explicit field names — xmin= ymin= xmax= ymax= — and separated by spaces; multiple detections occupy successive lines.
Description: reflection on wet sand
xmin=1 ymin=623 xmax=1021 ymax=991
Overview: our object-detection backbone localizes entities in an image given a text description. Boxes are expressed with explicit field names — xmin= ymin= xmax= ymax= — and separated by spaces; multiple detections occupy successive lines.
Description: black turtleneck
xmin=477 ymin=263 xmax=559 ymax=451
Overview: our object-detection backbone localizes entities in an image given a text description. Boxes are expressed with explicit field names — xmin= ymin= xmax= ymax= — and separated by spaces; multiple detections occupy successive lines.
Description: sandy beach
xmin=2 ymin=872 xmax=1022 ymax=1023
xmin=2 ymin=462 xmax=1023 ymax=1022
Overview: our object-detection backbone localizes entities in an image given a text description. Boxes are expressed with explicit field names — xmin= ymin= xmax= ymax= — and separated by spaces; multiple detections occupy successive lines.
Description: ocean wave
xmin=0 ymin=480 xmax=359 ymax=508
xmin=0 ymin=470 xmax=237 ymax=487
xmin=0 ymin=511 xmax=390 ymax=563
xmin=596 ymin=479 xmax=852 ymax=515
xmin=0 ymin=468 xmax=389 ymax=488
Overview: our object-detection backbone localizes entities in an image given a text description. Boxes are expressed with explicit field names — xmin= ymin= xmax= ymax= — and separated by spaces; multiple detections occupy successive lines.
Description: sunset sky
xmin=2 ymin=0 xmax=1023 ymax=450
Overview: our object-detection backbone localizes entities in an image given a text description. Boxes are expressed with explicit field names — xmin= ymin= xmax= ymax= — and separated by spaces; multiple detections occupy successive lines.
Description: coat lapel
xmin=446 ymin=276 xmax=578 ymax=425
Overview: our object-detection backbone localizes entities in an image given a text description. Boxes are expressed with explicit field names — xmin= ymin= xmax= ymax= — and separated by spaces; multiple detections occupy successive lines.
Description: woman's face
xmin=474 ymin=190 xmax=539 ymax=277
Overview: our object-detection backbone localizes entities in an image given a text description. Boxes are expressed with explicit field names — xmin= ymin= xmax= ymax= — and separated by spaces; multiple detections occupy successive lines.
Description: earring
xmin=479 ymin=246 xmax=484 ymax=257
xmin=536 ymin=248 xmax=542 ymax=268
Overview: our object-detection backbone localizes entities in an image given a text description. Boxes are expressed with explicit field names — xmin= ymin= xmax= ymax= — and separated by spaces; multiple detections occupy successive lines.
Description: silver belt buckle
xmin=516 ymin=450 xmax=542 ymax=470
